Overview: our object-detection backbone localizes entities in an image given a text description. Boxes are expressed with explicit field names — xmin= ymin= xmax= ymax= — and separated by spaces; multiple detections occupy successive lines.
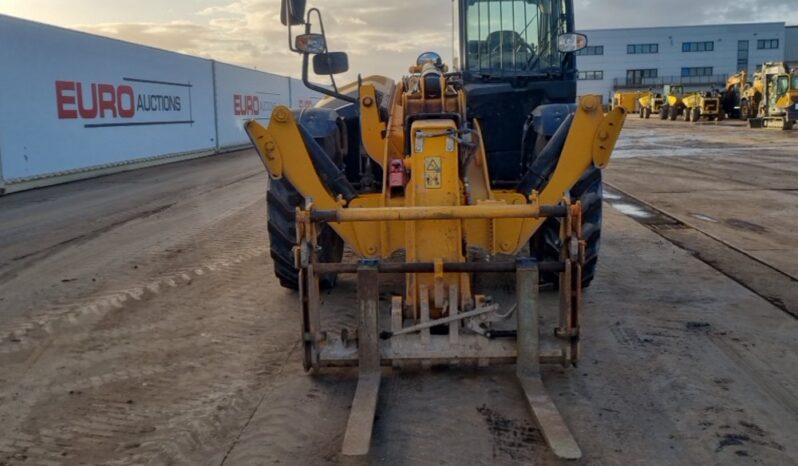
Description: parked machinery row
xmin=724 ymin=62 xmax=798 ymax=130
xmin=611 ymin=62 xmax=798 ymax=130
xmin=622 ymin=85 xmax=723 ymax=122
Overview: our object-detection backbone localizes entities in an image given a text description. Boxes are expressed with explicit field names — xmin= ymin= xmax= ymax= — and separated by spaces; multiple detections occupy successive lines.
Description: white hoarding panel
xmin=289 ymin=78 xmax=324 ymax=109
xmin=0 ymin=15 xmax=216 ymax=182
xmin=213 ymin=63 xmax=290 ymax=149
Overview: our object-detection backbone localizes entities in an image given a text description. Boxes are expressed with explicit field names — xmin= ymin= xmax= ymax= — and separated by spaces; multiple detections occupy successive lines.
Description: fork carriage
xmin=294 ymin=200 xmax=586 ymax=459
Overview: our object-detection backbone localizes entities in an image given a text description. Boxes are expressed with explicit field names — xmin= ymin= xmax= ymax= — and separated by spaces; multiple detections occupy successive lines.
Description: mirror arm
xmin=285 ymin=0 xmax=299 ymax=53
xmin=308 ymin=8 xmax=339 ymax=94
xmin=299 ymin=8 xmax=356 ymax=104
xmin=302 ymin=52 xmax=357 ymax=104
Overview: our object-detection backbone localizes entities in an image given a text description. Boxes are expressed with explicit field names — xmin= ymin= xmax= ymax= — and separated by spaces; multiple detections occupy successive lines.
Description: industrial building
xmin=576 ymin=22 xmax=795 ymax=100
xmin=787 ymin=25 xmax=798 ymax=67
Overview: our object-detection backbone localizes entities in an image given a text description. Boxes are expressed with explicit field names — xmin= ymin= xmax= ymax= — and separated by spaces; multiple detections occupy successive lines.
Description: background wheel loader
xmin=245 ymin=0 xmax=626 ymax=460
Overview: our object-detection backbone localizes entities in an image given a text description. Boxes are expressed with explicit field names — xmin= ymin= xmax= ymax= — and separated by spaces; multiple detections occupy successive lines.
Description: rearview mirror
xmin=313 ymin=52 xmax=349 ymax=75
xmin=281 ymin=0 xmax=307 ymax=26
xmin=558 ymin=33 xmax=587 ymax=53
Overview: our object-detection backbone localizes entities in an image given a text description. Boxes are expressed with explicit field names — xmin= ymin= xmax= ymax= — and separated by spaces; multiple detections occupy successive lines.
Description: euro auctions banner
xmin=54 ymin=78 xmax=195 ymax=127
xmin=0 ymin=15 xmax=216 ymax=181
xmin=214 ymin=63 xmax=290 ymax=149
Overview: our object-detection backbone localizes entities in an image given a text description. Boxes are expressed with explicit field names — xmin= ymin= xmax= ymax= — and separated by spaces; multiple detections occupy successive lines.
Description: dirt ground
xmin=0 ymin=117 xmax=797 ymax=465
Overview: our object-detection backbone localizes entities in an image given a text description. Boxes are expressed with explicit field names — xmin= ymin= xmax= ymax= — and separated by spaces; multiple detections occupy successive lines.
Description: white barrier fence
xmin=0 ymin=15 xmax=323 ymax=194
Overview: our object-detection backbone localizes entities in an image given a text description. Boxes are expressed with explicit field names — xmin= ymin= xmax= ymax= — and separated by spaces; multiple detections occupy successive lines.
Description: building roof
xmin=579 ymin=22 xmax=785 ymax=33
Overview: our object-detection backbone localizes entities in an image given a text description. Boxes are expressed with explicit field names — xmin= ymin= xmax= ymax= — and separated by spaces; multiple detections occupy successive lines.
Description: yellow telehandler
xmin=246 ymin=0 xmax=626 ymax=459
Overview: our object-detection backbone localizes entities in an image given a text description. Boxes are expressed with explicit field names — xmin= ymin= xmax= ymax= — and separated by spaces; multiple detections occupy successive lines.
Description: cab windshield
xmin=464 ymin=0 xmax=566 ymax=75
xmin=792 ymin=75 xmax=798 ymax=90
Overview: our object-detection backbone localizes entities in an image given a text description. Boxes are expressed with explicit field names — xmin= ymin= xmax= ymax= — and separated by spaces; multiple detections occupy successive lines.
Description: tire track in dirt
xmin=0 ymin=247 xmax=265 ymax=355
xmin=0 ymin=250 xmax=300 ymax=466
xmin=0 ymin=192 xmax=269 ymax=354
xmin=0 ymin=174 xmax=305 ymax=465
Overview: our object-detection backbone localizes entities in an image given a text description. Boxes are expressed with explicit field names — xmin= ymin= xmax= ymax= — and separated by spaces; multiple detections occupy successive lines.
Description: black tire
xmin=669 ymin=106 xmax=679 ymax=121
xmin=740 ymin=100 xmax=750 ymax=120
xmin=267 ymin=178 xmax=344 ymax=290
xmin=644 ymin=108 xmax=651 ymax=119
xmin=533 ymin=168 xmax=603 ymax=289
xmin=659 ymin=106 xmax=669 ymax=120
xmin=692 ymin=107 xmax=701 ymax=122
xmin=266 ymin=109 xmax=348 ymax=291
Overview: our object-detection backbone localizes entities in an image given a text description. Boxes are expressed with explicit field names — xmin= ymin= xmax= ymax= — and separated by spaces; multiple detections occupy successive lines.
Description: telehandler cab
xmin=245 ymin=0 xmax=626 ymax=459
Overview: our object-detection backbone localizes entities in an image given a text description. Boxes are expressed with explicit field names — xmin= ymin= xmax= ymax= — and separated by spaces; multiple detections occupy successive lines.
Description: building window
xmin=575 ymin=45 xmax=604 ymax=56
xmin=681 ymin=67 xmax=714 ymax=77
xmin=682 ymin=41 xmax=714 ymax=52
xmin=737 ymin=40 xmax=749 ymax=72
xmin=757 ymin=39 xmax=779 ymax=50
xmin=627 ymin=68 xmax=658 ymax=84
xmin=578 ymin=70 xmax=604 ymax=80
xmin=627 ymin=43 xmax=658 ymax=54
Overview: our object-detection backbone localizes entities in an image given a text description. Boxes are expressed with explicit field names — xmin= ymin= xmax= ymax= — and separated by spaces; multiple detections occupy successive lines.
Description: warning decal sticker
xmin=424 ymin=156 xmax=442 ymax=189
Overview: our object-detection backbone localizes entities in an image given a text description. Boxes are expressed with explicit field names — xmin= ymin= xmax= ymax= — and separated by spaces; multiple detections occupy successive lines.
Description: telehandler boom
xmin=246 ymin=0 xmax=626 ymax=459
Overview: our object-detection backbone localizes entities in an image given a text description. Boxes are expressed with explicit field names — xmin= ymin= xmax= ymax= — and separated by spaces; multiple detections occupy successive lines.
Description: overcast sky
xmin=1 ymin=0 xmax=796 ymax=80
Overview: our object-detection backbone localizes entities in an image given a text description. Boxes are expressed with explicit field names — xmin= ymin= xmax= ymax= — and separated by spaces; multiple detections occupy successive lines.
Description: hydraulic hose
xmin=517 ymin=112 xmax=574 ymax=197
xmin=297 ymin=124 xmax=358 ymax=203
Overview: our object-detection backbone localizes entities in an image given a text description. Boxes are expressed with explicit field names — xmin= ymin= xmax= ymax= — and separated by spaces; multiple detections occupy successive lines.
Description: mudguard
xmin=530 ymin=103 xmax=578 ymax=137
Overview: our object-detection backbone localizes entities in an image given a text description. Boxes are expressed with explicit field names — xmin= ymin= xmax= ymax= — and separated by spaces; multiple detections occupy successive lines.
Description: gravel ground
xmin=0 ymin=118 xmax=797 ymax=465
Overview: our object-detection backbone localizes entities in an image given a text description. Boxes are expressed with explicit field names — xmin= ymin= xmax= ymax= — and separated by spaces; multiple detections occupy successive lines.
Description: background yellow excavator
xmin=726 ymin=62 xmax=797 ymax=129
xmin=748 ymin=63 xmax=798 ymax=130
xmin=245 ymin=0 xmax=626 ymax=459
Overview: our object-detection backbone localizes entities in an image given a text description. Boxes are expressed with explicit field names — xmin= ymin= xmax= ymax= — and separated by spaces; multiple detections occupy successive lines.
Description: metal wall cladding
xmin=0 ymin=15 xmax=324 ymax=191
